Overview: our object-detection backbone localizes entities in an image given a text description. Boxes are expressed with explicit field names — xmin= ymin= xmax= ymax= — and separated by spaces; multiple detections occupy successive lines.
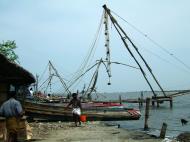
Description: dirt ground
xmin=28 ymin=121 xmax=177 ymax=142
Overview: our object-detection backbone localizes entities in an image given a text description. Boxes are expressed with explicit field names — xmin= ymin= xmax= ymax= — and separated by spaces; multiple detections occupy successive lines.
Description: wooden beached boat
xmin=24 ymin=100 xmax=141 ymax=121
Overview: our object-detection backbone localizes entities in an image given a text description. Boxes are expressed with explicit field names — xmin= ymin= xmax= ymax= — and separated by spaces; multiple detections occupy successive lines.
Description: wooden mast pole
xmin=103 ymin=4 xmax=166 ymax=97
xmin=48 ymin=61 xmax=71 ymax=96
xmin=103 ymin=4 xmax=157 ymax=97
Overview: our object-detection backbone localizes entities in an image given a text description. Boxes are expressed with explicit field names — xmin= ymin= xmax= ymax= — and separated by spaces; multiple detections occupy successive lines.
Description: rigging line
xmin=45 ymin=75 xmax=53 ymax=93
xmin=101 ymin=60 xmax=140 ymax=69
xmin=55 ymin=75 xmax=75 ymax=94
xmin=101 ymin=60 xmax=112 ymax=77
xmin=85 ymin=10 xmax=104 ymax=67
xmin=106 ymin=7 xmax=166 ymax=96
xmin=147 ymin=36 xmax=190 ymax=72
xmin=55 ymin=85 xmax=69 ymax=95
xmin=169 ymin=81 xmax=190 ymax=89
xmin=88 ymin=71 xmax=99 ymax=96
xmin=110 ymin=10 xmax=190 ymax=72
xmin=91 ymin=72 xmax=98 ymax=91
xmin=86 ymin=20 xmax=103 ymax=69
xmin=83 ymin=60 xmax=101 ymax=97
xmin=112 ymin=62 xmax=139 ymax=69
xmin=101 ymin=59 xmax=111 ymax=85
xmin=142 ymin=46 xmax=190 ymax=74
xmin=71 ymin=78 xmax=85 ymax=91
xmin=72 ymin=10 xmax=103 ymax=73
xmin=48 ymin=74 xmax=70 ymax=82
xmin=38 ymin=86 xmax=47 ymax=91
xmin=67 ymin=62 xmax=100 ymax=90
xmin=49 ymin=61 xmax=71 ymax=95
xmin=54 ymin=90 xmax=65 ymax=96
xmin=40 ymin=74 xmax=69 ymax=93
xmin=83 ymin=68 xmax=98 ymax=97
xmin=38 ymin=62 xmax=49 ymax=83
xmin=128 ymin=34 xmax=190 ymax=74
xmin=68 ymin=76 xmax=83 ymax=91
xmin=70 ymin=61 xmax=100 ymax=91
xmin=70 ymin=21 xmax=103 ymax=90
xmin=74 ymin=12 xmax=103 ymax=78
xmin=38 ymin=77 xmax=51 ymax=89
xmin=67 ymin=11 xmax=104 ymax=87
xmin=45 ymin=79 xmax=65 ymax=86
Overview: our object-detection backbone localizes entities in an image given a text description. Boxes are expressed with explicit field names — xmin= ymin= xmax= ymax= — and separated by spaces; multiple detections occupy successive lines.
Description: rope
xmin=102 ymin=60 xmax=140 ymax=70
xmin=142 ymin=47 xmax=190 ymax=74
xmin=38 ymin=77 xmax=50 ymax=90
xmin=38 ymin=63 xmax=49 ymax=83
xmin=45 ymin=75 xmax=53 ymax=93
xmin=110 ymin=10 xmax=190 ymax=72
xmin=67 ymin=62 xmax=100 ymax=91
xmin=84 ymin=61 xmax=101 ymax=97
xmin=84 ymin=68 xmax=99 ymax=97
xmin=66 ymin=11 xmax=104 ymax=90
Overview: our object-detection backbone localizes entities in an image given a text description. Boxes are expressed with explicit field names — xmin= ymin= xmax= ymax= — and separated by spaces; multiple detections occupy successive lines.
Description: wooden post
xmin=140 ymin=91 xmax=144 ymax=99
xmin=169 ymin=97 xmax=173 ymax=108
xmin=141 ymin=99 xmax=143 ymax=107
xmin=157 ymin=100 xmax=160 ymax=108
xmin=140 ymin=91 xmax=143 ymax=106
xmin=138 ymin=97 xmax=141 ymax=107
xmin=144 ymin=98 xmax=150 ymax=130
xmin=160 ymin=123 xmax=167 ymax=138
xmin=152 ymin=100 xmax=155 ymax=106
xmin=119 ymin=95 xmax=122 ymax=104
xmin=152 ymin=100 xmax=154 ymax=106
xmin=151 ymin=96 xmax=155 ymax=107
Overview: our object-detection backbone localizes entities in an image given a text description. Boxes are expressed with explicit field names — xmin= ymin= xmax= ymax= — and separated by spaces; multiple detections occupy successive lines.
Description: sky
xmin=1 ymin=0 xmax=190 ymax=93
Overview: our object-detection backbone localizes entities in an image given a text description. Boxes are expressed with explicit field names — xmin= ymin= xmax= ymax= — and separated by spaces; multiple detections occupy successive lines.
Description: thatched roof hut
xmin=0 ymin=53 xmax=35 ymax=85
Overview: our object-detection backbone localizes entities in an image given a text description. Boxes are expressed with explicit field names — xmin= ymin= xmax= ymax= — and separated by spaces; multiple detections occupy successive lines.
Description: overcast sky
xmin=1 ymin=0 xmax=190 ymax=93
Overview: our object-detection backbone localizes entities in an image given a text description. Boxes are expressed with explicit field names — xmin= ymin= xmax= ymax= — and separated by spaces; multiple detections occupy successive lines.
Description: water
xmin=100 ymin=92 xmax=190 ymax=138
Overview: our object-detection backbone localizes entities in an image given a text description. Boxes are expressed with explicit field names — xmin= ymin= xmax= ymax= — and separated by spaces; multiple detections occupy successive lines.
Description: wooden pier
xmin=121 ymin=97 xmax=173 ymax=108
xmin=118 ymin=90 xmax=190 ymax=108
xmin=89 ymin=90 xmax=190 ymax=108
xmin=151 ymin=96 xmax=173 ymax=108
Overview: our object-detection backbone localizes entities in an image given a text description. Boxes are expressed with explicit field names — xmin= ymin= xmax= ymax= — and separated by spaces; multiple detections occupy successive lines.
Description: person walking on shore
xmin=0 ymin=91 xmax=24 ymax=142
xmin=66 ymin=93 xmax=82 ymax=126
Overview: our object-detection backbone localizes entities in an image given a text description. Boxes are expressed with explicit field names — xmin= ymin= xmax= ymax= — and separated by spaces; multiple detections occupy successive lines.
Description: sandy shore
xmin=27 ymin=121 xmax=178 ymax=142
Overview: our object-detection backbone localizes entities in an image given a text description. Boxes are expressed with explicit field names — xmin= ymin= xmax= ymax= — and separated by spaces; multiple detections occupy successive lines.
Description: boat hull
xmin=24 ymin=101 xmax=141 ymax=121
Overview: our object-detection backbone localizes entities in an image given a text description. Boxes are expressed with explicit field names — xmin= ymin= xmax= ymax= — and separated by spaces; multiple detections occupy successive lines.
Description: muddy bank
xmin=27 ymin=121 xmax=179 ymax=142
xmin=177 ymin=132 xmax=190 ymax=142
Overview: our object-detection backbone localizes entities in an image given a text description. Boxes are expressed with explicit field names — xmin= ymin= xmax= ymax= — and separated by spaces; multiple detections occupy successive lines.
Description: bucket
xmin=80 ymin=115 xmax=87 ymax=122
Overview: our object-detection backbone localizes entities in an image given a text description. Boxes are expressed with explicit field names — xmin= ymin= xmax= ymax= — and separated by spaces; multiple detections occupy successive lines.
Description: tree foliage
xmin=0 ymin=40 xmax=19 ymax=63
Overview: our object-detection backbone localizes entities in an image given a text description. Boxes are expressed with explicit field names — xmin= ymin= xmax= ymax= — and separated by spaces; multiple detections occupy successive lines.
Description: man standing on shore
xmin=0 ymin=91 xmax=24 ymax=142
xmin=66 ymin=93 xmax=82 ymax=126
